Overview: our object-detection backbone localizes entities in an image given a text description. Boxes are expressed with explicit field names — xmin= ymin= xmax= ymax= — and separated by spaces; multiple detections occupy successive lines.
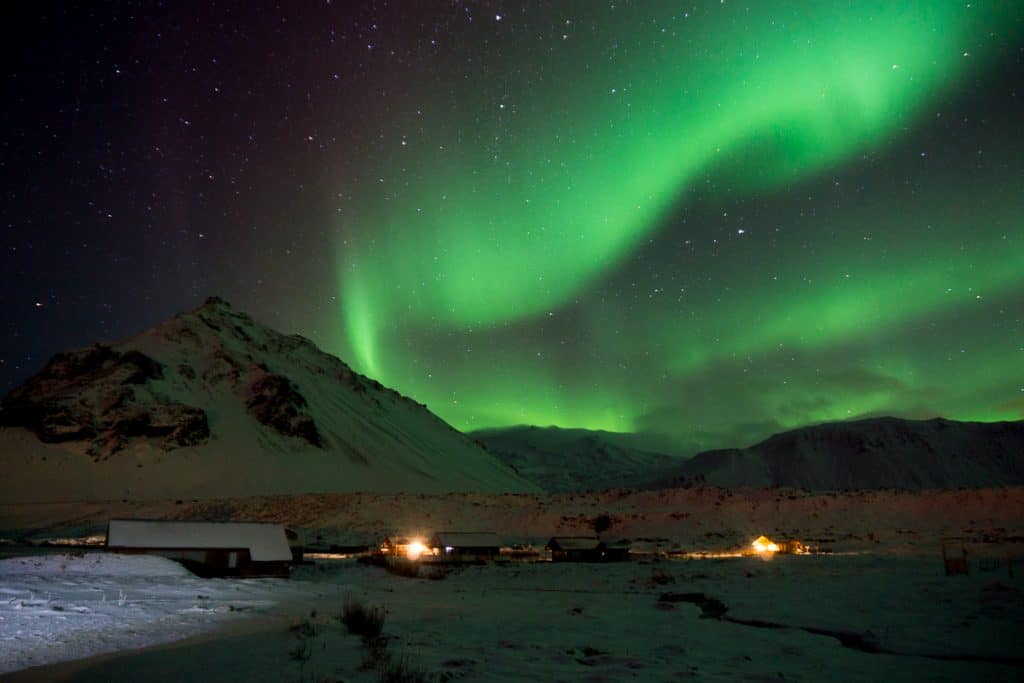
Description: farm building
xmin=105 ymin=519 xmax=292 ymax=577
xmin=601 ymin=540 xmax=631 ymax=561
xmin=546 ymin=537 xmax=631 ymax=562
xmin=749 ymin=535 xmax=808 ymax=555
xmin=380 ymin=536 xmax=429 ymax=560
xmin=782 ymin=539 xmax=808 ymax=554
xmin=751 ymin=535 xmax=780 ymax=553
xmin=501 ymin=543 xmax=541 ymax=560
xmin=428 ymin=531 xmax=501 ymax=563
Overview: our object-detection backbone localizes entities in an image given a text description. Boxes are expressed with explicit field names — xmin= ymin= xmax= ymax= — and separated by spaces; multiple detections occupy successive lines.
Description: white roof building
xmin=106 ymin=519 xmax=292 ymax=562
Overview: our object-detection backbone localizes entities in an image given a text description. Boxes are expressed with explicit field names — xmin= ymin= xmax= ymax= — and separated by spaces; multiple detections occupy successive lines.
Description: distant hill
xmin=0 ymin=297 xmax=537 ymax=502
xmin=471 ymin=425 xmax=686 ymax=492
xmin=661 ymin=417 xmax=1024 ymax=490
xmin=474 ymin=418 xmax=1024 ymax=493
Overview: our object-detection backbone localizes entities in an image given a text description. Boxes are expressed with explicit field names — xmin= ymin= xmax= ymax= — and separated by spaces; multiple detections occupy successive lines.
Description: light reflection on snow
xmin=0 ymin=552 xmax=290 ymax=674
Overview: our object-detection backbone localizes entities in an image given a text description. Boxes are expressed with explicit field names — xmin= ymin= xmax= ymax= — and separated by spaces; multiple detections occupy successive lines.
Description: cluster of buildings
xmin=379 ymin=532 xmax=632 ymax=564
xmin=104 ymin=520 xmax=638 ymax=577
xmin=105 ymin=519 xmax=806 ymax=578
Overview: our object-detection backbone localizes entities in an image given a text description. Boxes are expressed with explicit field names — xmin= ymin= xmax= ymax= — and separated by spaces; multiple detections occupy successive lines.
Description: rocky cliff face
xmin=244 ymin=371 xmax=321 ymax=447
xmin=0 ymin=344 xmax=209 ymax=458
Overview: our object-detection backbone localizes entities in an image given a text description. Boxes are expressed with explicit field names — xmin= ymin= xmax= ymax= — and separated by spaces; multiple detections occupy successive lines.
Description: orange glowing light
xmin=405 ymin=539 xmax=427 ymax=560
xmin=751 ymin=535 xmax=779 ymax=553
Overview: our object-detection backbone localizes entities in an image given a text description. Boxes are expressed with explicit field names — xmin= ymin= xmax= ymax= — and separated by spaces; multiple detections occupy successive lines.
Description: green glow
xmin=343 ymin=276 xmax=381 ymax=379
xmin=447 ymin=394 xmax=634 ymax=437
xmin=663 ymin=206 xmax=1024 ymax=374
xmin=330 ymin=3 xmax=1023 ymax=448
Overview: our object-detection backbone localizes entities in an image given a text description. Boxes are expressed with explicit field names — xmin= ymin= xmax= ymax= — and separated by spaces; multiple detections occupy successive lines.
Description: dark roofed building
xmin=428 ymin=531 xmax=501 ymax=563
xmin=546 ymin=536 xmax=631 ymax=562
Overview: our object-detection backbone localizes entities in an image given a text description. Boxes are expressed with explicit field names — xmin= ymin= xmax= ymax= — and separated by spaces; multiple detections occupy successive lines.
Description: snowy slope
xmin=471 ymin=425 xmax=686 ymax=491
xmin=663 ymin=416 xmax=1024 ymax=490
xmin=0 ymin=298 xmax=537 ymax=502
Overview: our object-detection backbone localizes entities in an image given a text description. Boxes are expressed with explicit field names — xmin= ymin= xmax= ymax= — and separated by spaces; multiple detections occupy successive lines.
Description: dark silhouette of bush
xmin=341 ymin=599 xmax=386 ymax=640
xmin=377 ymin=656 xmax=431 ymax=682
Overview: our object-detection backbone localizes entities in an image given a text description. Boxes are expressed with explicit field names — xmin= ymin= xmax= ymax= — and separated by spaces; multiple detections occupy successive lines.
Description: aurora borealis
xmin=3 ymin=2 xmax=1022 ymax=452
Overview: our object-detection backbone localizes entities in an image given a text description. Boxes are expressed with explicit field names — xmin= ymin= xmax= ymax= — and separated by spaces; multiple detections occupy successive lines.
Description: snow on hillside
xmin=664 ymin=417 xmax=1024 ymax=491
xmin=0 ymin=298 xmax=537 ymax=502
xmin=472 ymin=418 xmax=1024 ymax=493
xmin=472 ymin=425 xmax=687 ymax=491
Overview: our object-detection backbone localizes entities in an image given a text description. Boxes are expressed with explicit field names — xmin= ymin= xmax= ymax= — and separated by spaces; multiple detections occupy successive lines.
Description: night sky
xmin=3 ymin=2 xmax=1022 ymax=453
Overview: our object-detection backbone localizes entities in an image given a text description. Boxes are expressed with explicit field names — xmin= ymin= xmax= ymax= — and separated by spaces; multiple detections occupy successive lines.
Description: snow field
xmin=2 ymin=547 xmax=1022 ymax=681
xmin=0 ymin=553 xmax=294 ymax=674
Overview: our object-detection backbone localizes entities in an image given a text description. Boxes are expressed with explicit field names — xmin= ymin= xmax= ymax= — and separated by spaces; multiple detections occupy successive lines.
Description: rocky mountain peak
xmin=1 ymin=298 xmax=537 ymax=500
xmin=0 ymin=344 xmax=209 ymax=458
xmin=202 ymin=295 xmax=232 ymax=309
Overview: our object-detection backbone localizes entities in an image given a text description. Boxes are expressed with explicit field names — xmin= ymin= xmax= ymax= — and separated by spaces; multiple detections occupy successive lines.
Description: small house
xmin=106 ymin=519 xmax=292 ymax=577
xmin=380 ymin=536 xmax=429 ymax=560
xmin=501 ymin=543 xmax=541 ymax=560
xmin=781 ymin=539 xmax=807 ymax=555
xmin=380 ymin=536 xmax=407 ymax=556
xmin=751 ymin=535 xmax=780 ymax=553
xmin=428 ymin=531 xmax=501 ymax=563
xmin=546 ymin=536 xmax=631 ymax=562
xmin=547 ymin=536 xmax=601 ymax=561
xmin=603 ymin=539 xmax=632 ymax=561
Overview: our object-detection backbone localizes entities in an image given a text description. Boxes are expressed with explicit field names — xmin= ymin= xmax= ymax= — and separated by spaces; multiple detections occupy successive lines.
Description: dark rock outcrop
xmin=0 ymin=344 xmax=209 ymax=458
xmin=245 ymin=372 xmax=322 ymax=447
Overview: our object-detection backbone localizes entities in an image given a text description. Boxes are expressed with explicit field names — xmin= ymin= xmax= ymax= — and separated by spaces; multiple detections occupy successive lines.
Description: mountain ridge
xmin=472 ymin=417 xmax=1024 ymax=492
xmin=0 ymin=297 xmax=538 ymax=502
xmin=663 ymin=416 xmax=1024 ymax=490
xmin=4 ymin=297 xmax=1020 ymax=500
xmin=470 ymin=425 xmax=687 ymax=492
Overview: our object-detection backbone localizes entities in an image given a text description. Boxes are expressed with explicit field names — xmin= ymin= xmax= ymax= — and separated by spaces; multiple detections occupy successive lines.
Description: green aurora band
xmin=333 ymin=2 xmax=1023 ymax=448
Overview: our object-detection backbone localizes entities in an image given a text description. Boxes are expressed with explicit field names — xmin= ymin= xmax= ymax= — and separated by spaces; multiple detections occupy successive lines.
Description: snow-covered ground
xmin=3 ymin=551 xmax=1022 ymax=681
xmin=2 ymin=486 xmax=1022 ymax=679
xmin=334 ymin=554 xmax=1023 ymax=681
xmin=0 ymin=553 xmax=305 ymax=675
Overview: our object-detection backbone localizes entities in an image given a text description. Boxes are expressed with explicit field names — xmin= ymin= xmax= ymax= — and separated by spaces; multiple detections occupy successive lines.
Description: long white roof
xmin=106 ymin=519 xmax=291 ymax=562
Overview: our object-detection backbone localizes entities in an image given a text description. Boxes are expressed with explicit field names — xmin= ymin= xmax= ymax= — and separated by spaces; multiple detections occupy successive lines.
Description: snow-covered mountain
xmin=662 ymin=417 xmax=1024 ymax=490
xmin=471 ymin=425 xmax=686 ymax=492
xmin=473 ymin=418 xmax=1024 ymax=493
xmin=0 ymin=297 xmax=537 ymax=502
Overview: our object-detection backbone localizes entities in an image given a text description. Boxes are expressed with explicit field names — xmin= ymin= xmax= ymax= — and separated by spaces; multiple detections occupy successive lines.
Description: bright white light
xmin=406 ymin=539 xmax=427 ymax=560
xmin=752 ymin=536 xmax=779 ymax=553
